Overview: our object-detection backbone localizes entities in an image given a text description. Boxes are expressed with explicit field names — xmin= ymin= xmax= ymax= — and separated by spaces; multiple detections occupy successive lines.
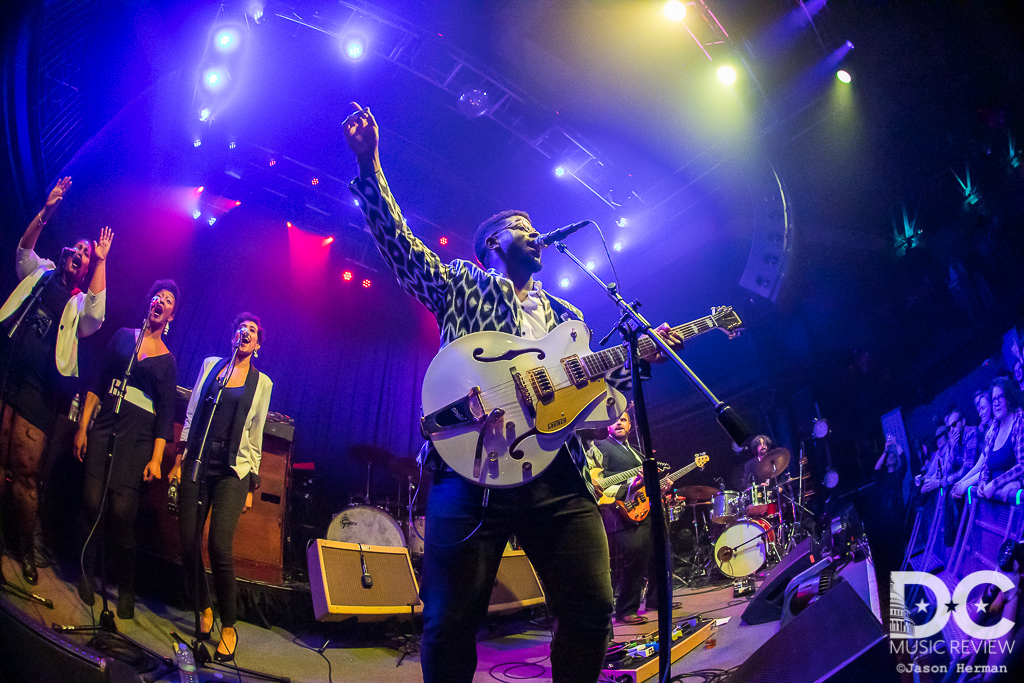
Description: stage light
xmin=342 ymin=34 xmax=367 ymax=61
xmin=214 ymin=28 xmax=241 ymax=53
xmin=203 ymin=68 xmax=227 ymax=92
xmin=229 ymin=141 xmax=236 ymax=150
xmin=812 ymin=417 xmax=830 ymax=439
xmin=269 ymin=158 xmax=276 ymax=166
xmin=845 ymin=40 xmax=854 ymax=50
xmin=247 ymin=2 xmax=264 ymax=23
xmin=439 ymin=236 xmax=448 ymax=246
xmin=362 ymin=278 xmax=371 ymax=288
xmin=208 ymin=216 xmax=217 ymax=226
xmin=664 ymin=0 xmax=686 ymax=22
xmin=586 ymin=260 xmax=595 ymax=271
xmin=199 ymin=108 xmax=211 ymax=122
xmin=717 ymin=66 xmax=737 ymax=85
xmin=196 ymin=186 xmax=205 ymax=194
xmin=192 ymin=210 xmax=202 ymax=219
xmin=458 ymin=88 xmax=490 ymax=118
xmin=616 ymin=217 xmax=628 ymax=228
xmin=193 ymin=139 xmax=202 ymax=148
xmin=354 ymin=199 xmax=360 ymax=206
xmin=234 ymin=200 xmax=242 ymax=206
xmin=323 ymin=237 xmax=334 ymax=246
xmin=286 ymin=221 xmax=293 ymax=228
xmin=343 ymin=271 xmax=353 ymax=282
xmin=559 ymin=277 xmax=571 ymax=288
xmin=836 ymin=69 xmax=852 ymax=84
xmin=613 ymin=241 xmax=623 ymax=252
xmin=311 ymin=178 xmax=319 ymax=186
xmin=554 ymin=166 xmax=566 ymax=178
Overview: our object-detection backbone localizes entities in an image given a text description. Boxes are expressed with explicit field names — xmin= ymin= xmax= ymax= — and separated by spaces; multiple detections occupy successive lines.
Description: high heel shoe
xmin=213 ymin=628 xmax=237 ymax=663
xmin=21 ymin=551 xmax=38 ymax=585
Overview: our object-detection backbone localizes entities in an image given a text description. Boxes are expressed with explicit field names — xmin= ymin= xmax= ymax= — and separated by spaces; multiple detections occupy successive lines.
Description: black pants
xmin=79 ymin=474 xmax=140 ymax=592
xmin=420 ymin=452 xmax=613 ymax=683
xmin=177 ymin=462 xmax=248 ymax=627
xmin=601 ymin=507 xmax=654 ymax=617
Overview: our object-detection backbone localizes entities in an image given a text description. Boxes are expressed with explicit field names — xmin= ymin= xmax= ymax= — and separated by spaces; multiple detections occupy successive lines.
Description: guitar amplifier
xmin=489 ymin=547 xmax=546 ymax=614
xmin=308 ymin=539 xmax=422 ymax=621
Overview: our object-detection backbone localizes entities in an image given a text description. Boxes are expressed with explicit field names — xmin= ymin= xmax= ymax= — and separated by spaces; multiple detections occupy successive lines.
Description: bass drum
xmin=714 ymin=517 xmax=775 ymax=578
xmin=326 ymin=505 xmax=406 ymax=548
xmin=405 ymin=516 xmax=426 ymax=556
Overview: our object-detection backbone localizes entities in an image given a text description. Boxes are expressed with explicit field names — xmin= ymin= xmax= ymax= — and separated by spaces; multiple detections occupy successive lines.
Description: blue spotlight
xmin=586 ymin=260 xmax=596 ymax=271
xmin=342 ymin=34 xmax=367 ymax=61
xmin=192 ymin=210 xmax=202 ymax=219
xmin=193 ymin=139 xmax=202 ymax=148
xmin=616 ymin=217 xmax=628 ymax=228
xmin=559 ymin=277 xmax=571 ymax=288
xmin=203 ymin=68 xmax=228 ymax=92
xmin=228 ymin=141 xmax=237 ymax=150
xmin=214 ymin=28 xmax=241 ymax=53
xmin=208 ymin=216 xmax=217 ymax=226
xmin=613 ymin=241 xmax=623 ymax=252
xmin=199 ymin=108 xmax=211 ymax=122
xmin=554 ymin=166 xmax=566 ymax=178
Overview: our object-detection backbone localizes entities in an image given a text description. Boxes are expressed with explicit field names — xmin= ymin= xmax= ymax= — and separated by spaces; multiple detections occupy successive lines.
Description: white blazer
xmin=181 ymin=356 xmax=273 ymax=484
xmin=0 ymin=248 xmax=105 ymax=377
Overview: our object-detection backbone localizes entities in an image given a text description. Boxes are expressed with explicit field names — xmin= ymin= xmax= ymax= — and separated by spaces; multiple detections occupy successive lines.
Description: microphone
xmin=359 ymin=545 xmax=373 ymax=588
xmin=538 ymin=220 xmax=591 ymax=247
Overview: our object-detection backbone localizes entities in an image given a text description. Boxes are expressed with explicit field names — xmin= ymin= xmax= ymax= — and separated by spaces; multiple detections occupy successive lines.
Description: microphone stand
xmin=553 ymin=241 xmax=751 ymax=683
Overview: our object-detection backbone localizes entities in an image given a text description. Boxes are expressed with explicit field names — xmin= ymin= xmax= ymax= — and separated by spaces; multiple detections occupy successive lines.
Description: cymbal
xmin=349 ymin=445 xmax=395 ymax=466
xmin=755 ymin=448 xmax=791 ymax=481
xmin=676 ymin=485 xmax=719 ymax=502
xmin=389 ymin=457 xmax=422 ymax=479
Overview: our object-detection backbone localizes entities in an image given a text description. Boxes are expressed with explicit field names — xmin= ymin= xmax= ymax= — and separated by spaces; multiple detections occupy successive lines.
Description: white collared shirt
xmin=518 ymin=279 xmax=548 ymax=341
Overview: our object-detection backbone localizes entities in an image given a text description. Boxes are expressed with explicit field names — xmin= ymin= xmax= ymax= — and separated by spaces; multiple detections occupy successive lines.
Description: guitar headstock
xmin=694 ymin=452 xmax=710 ymax=469
xmin=710 ymin=306 xmax=744 ymax=339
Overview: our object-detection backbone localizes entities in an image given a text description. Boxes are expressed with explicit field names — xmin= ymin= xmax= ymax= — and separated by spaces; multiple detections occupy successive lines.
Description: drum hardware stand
xmin=555 ymin=239 xmax=752 ymax=683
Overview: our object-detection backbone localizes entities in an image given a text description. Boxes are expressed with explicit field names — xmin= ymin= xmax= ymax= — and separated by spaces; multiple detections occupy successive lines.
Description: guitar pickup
xmin=421 ymin=386 xmax=485 ymax=438
xmin=561 ymin=355 xmax=588 ymax=388
xmin=509 ymin=366 xmax=536 ymax=418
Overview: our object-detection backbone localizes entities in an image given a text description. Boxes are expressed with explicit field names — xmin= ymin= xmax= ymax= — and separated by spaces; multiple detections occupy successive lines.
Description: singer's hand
xmin=343 ymin=102 xmax=380 ymax=171
xmin=93 ymin=226 xmax=113 ymax=262
xmin=73 ymin=428 xmax=88 ymax=462
xmin=168 ymin=463 xmax=181 ymax=483
xmin=45 ymin=177 xmax=72 ymax=212
xmin=143 ymin=458 xmax=161 ymax=482
xmin=243 ymin=492 xmax=253 ymax=513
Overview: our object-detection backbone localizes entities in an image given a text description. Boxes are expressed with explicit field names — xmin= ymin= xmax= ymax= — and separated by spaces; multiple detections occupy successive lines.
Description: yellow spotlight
xmin=664 ymin=1 xmax=686 ymax=22
xmin=717 ymin=65 xmax=737 ymax=85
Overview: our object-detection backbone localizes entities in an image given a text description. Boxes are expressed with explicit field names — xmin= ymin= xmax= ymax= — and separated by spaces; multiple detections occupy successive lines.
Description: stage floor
xmin=1 ymin=552 xmax=783 ymax=682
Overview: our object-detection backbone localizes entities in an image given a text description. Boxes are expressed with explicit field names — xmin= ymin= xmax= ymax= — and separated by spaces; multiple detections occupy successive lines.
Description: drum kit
xmin=671 ymin=448 xmax=815 ymax=585
xmin=326 ymin=445 xmax=428 ymax=566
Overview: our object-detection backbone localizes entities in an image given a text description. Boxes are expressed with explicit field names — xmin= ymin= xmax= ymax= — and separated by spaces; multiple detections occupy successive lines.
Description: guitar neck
xmin=580 ymin=316 xmax=719 ymax=378
xmin=660 ymin=462 xmax=699 ymax=487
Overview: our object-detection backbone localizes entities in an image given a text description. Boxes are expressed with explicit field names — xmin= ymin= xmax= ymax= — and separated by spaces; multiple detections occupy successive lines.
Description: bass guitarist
xmin=594 ymin=411 xmax=672 ymax=625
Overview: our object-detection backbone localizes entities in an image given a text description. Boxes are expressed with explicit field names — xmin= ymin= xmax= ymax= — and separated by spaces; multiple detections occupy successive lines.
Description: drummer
xmin=737 ymin=435 xmax=776 ymax=488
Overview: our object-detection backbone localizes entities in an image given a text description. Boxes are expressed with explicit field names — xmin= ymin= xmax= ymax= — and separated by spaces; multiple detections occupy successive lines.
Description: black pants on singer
xmin=420 ymin=452 xmax=613 ymax=683
xmin=177 ymin=461 xmax=248 ymax=628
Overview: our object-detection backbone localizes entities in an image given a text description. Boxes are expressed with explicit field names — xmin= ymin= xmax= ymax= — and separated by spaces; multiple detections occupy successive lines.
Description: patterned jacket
xmin=979 ymin=409 xmax=1024 ymax=490
xmin=350 ymin=169 xmax=597 ymax=487
xmin=942 ymin=425 xmax=979 ymax=485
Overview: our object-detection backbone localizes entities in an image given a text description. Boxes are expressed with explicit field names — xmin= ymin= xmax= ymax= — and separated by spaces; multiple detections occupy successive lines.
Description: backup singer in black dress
xmin=170 ymin=314 xmax=272 ymax=663
xmin=0 ymin=176 xmax=111 ymax=584
xmin=73 ymin=281 xmax=179 ymax=618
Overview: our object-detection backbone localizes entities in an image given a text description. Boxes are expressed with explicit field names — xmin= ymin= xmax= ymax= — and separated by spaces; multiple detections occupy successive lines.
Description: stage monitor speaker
xmin=489 ymin=547 xmax=546 ymax=614
xmin=729 ymin=580 xmax=893 ymax=683
xmin=0 ymin=600 xmax=138 ymax=683
xmin=307 ymin=538 xmax=422 ymax=621
xmin=742 ymin=538 xmax=815 ymax=625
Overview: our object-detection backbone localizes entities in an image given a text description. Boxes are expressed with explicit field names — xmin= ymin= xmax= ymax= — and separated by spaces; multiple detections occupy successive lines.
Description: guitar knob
xmin=522 ymin=462 xmax=532 ymax=472
xmin=488 ymin=451 xmax=498 ymax=462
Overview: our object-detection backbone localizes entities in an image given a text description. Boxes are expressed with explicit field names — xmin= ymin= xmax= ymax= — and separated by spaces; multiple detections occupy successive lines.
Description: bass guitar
xmin=420 ymin=307 xmax=742 ymax=487
xmin=595 ymin=452 xmax=710 ymax=523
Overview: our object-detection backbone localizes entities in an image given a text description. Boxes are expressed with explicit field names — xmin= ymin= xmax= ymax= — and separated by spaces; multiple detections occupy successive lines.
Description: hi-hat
xmin=349 ymin=445 xmax=395 ymax=466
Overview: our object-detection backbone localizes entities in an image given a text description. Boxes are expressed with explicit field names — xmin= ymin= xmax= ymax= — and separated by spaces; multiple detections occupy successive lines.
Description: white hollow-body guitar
xmin=420 ymin=307 xmax=743 ymax=487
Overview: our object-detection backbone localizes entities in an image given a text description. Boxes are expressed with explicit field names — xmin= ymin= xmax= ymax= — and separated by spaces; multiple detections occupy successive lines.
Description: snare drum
xmin=711 ymin=490 xmax=740 ymax=524
xmin=326 ymin=505 xmax=406 ymax=548
xmin=744 ymin=484 xmax=778 ymax=516
xmin=713 ymin=517 xmax=775 ymax=578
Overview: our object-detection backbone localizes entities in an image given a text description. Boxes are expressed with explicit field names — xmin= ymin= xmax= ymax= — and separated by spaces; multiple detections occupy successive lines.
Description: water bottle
xmin=175 ymin=643 xmax=198 ymax=683
xmin=69 ymin=393 xmax=81 ymax=422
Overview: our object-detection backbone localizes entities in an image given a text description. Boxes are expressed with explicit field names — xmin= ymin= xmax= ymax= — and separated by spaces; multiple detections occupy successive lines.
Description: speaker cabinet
xmin=730 ymin=580 xmax=893 ymax=683
xmin=489 ymin=547 xmax=546 ymax=614
xmin=0 ymin=600 xmax=138 ymax=683
xmin=742 ymin=538 xmax=815 ymax=625
xmin=308 ymin=539 xmax=422 ymax=621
